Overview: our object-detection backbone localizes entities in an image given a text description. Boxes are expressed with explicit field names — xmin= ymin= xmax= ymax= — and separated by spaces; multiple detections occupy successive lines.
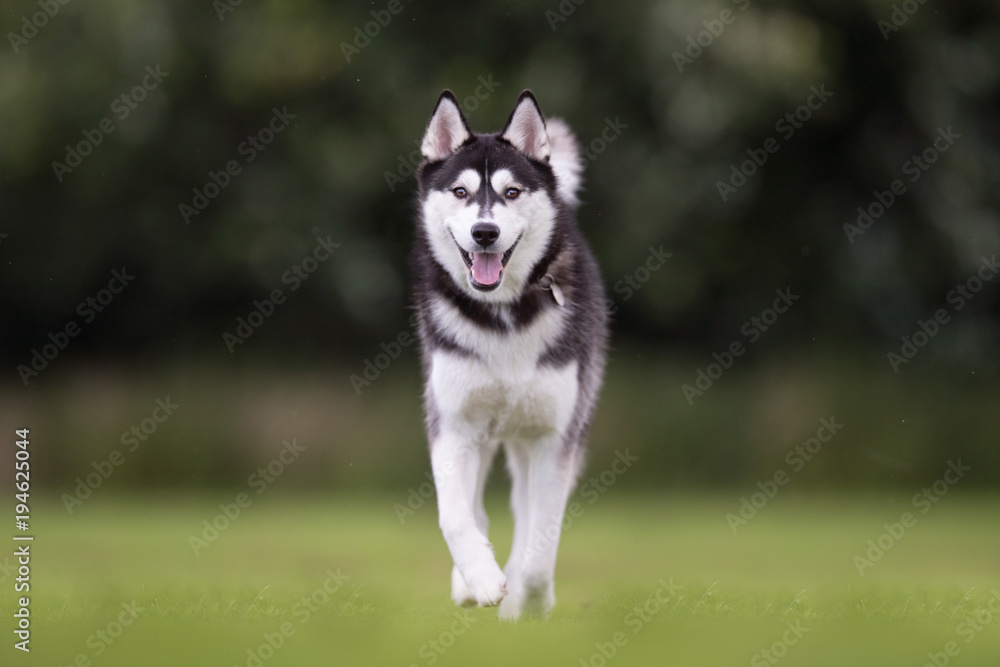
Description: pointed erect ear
xmin=500 ymin=90 xmax=550 ymax=162
xmin=421 ymin=90 xmax=472 ymax=161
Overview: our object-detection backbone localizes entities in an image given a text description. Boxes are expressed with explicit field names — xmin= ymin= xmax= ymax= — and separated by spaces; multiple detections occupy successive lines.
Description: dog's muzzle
xmin=454 ymin=233 xmax=522 ymax=292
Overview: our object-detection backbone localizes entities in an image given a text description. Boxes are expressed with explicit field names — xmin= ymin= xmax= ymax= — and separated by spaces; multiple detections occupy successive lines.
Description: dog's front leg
xmin=431 ymin=431 xmax=507 ymax=607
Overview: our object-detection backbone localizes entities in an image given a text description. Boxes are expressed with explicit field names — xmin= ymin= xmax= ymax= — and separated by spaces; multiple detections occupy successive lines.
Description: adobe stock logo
xmin=750 ymin=621 xmax=810 ymax=667
xmin=349 ymin=313 xmax=419 ymax=395
xmin=877 ymin=0 xmax=931 ymax=40
xmin=189 ymin=438 xmax=306 ymax=556
xmin=545 ymin=0 xmax=588 ymax=31
xmin=339 ymin=0 xmax=409 ymax=63
xmin=577 ymin=578 xmax=682 ymax=666
xmin=887 ymin=254 xmax=998 ymax=373
xmin=716 ymin=85 xmax=833 ymax=202
xmin=843 ymin=127 xmax=960 ymax=244
xmin=605 ymin=245 xmax=671 ymax=315
xmin=7 ymin=0 xmax=73 ymax=54
xmin=921 ymin=589 xmax=1000 ymax=667
xmin=671 ymin=0 xmax=751 ymax=73
xmin=51 ymin=66 xmax=169 ymax=182
xmin=16 ymin=268 xmax=135 ymax=386
xmin=223 ymin=235 xmax=339 ymax=353
xmin=581 ymin=117 xmax=628 ymax=162
xmin=726 ymin=417 xmax=843 ymax=534
xmin=61 ymin=397 xmax=180 ymax=514
xmin=682 ymin=288 xmax=800 ymax=404
xmin=178 ymin=107 xmax=296 ymax=224
xmin=853 ymin=459 xmax=970 ymax=576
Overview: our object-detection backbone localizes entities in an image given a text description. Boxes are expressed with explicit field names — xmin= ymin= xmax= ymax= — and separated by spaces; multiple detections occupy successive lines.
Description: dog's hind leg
xmin=499 ymin=441 xmax=531 ymax=613
xmin=432 ymin=431 xmax=507 ymax=607
xmin=499 ymin=439 xmax=580 ymax=620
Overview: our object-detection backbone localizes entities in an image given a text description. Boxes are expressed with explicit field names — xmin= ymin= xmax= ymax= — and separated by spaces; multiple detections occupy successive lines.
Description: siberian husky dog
xmin=411 ymin=90 xmax=608 ymax=619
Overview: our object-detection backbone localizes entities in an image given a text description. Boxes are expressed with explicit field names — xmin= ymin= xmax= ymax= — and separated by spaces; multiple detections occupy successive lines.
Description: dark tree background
xmin=1 ymin=0 xmax=998 ymax=491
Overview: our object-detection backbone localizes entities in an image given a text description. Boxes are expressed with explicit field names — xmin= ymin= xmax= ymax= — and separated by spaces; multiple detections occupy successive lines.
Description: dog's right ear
xmin=421 ymin=91 xmax=471 ymax=162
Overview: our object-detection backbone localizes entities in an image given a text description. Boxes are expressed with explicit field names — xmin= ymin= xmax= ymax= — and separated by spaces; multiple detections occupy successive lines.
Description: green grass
xmin=9 ymin=492 xmax=1000 ymax=666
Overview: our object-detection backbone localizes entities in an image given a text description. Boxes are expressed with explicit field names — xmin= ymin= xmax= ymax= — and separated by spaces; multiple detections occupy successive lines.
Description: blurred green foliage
xmin=3 ymin=0 xmax=999 ymax=357
xmin=10 ymin=353 xmax=1000 ymax=491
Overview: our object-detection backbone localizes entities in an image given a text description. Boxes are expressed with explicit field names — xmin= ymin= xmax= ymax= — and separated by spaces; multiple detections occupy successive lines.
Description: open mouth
xmin=455 ymin=235 xmax=521 ymax=292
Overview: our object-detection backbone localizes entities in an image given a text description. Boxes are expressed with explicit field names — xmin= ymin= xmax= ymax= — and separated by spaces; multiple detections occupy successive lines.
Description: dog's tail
xmin=545 ymin=118 xmax=583 ymax=207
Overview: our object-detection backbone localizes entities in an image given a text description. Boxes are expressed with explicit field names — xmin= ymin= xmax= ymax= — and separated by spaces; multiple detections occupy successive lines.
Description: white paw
xmin=451 ymin=565 xmax=475 ymax=607
xmin=498 ymin=593 xmax=523 ymax=620
xmin=460 ymin=561 xmax=507 ymax=607
xmin=498 ymin=578 xmax=555 ymax=620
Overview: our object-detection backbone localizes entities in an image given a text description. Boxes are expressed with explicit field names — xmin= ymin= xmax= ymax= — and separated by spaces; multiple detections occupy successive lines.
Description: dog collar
xmin=539 ymin=274 xmax=565 ymax=307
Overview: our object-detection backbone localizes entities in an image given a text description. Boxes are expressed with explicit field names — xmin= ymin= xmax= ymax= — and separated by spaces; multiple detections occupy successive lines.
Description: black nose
xmin=471 ymin=222 xmax=500 ymax=248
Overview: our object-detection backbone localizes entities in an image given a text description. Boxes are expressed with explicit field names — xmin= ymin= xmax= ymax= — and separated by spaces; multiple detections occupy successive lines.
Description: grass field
xmin=7 ymin=492 xmax=1000 ymax=666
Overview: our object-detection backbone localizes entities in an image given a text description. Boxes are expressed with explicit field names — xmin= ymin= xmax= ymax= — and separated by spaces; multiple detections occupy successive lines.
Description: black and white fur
xmin=411 ymin=90 xmax=608 ymax=619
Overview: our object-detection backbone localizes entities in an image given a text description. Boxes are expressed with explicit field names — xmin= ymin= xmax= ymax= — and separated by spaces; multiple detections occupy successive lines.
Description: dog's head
xmin=416 ymin=90 xmax=581 ymax=303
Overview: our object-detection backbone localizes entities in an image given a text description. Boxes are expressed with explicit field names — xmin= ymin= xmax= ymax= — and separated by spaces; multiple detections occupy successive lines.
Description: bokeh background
xmin=2 ymin=0 xmax=1000 ymax=495
xmin=5 ymin=3 xmax=1000 ymax=665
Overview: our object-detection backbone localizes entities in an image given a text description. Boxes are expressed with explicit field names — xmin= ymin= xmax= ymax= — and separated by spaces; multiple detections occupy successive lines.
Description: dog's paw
xmin=497 ymin=578 xmax=555 ymax=620
xmin=461 ymin=562 xmax=507 ymax=607
xmin=497 ymin=593 xmax=523 ymax=621
xmin=451 ymin=565 xmax=476 ymax=607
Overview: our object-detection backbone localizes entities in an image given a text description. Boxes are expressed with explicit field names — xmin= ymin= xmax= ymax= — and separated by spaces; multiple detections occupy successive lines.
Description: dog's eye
xmin=505 ymin=188 xmax=521 ymax=200
xmin=453 ymin=187 xmax=467 ymax=198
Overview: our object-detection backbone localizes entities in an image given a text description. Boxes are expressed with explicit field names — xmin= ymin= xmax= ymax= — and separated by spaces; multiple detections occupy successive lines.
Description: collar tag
xmin=540 ymin=274 xmax=565 ymax=307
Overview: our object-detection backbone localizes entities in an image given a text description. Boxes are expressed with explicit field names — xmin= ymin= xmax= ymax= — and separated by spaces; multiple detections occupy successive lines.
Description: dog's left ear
xmin=501 ymin=90 xmax=550 ymax=162
xmin=421 ymin=90 xmax=472 ymax=161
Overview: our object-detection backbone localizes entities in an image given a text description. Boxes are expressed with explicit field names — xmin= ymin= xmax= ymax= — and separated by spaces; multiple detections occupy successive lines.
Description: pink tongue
xmin=471 ymin=252 xmax=502 ymax=285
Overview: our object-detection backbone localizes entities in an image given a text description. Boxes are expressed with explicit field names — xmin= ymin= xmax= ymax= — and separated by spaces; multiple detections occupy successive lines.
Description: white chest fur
xmin=428 ymin=297 xmax=579 ymax=443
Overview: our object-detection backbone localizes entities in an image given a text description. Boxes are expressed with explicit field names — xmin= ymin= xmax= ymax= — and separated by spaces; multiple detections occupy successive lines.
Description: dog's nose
xmin=471 ymin=222 xmax=500 ymax=248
